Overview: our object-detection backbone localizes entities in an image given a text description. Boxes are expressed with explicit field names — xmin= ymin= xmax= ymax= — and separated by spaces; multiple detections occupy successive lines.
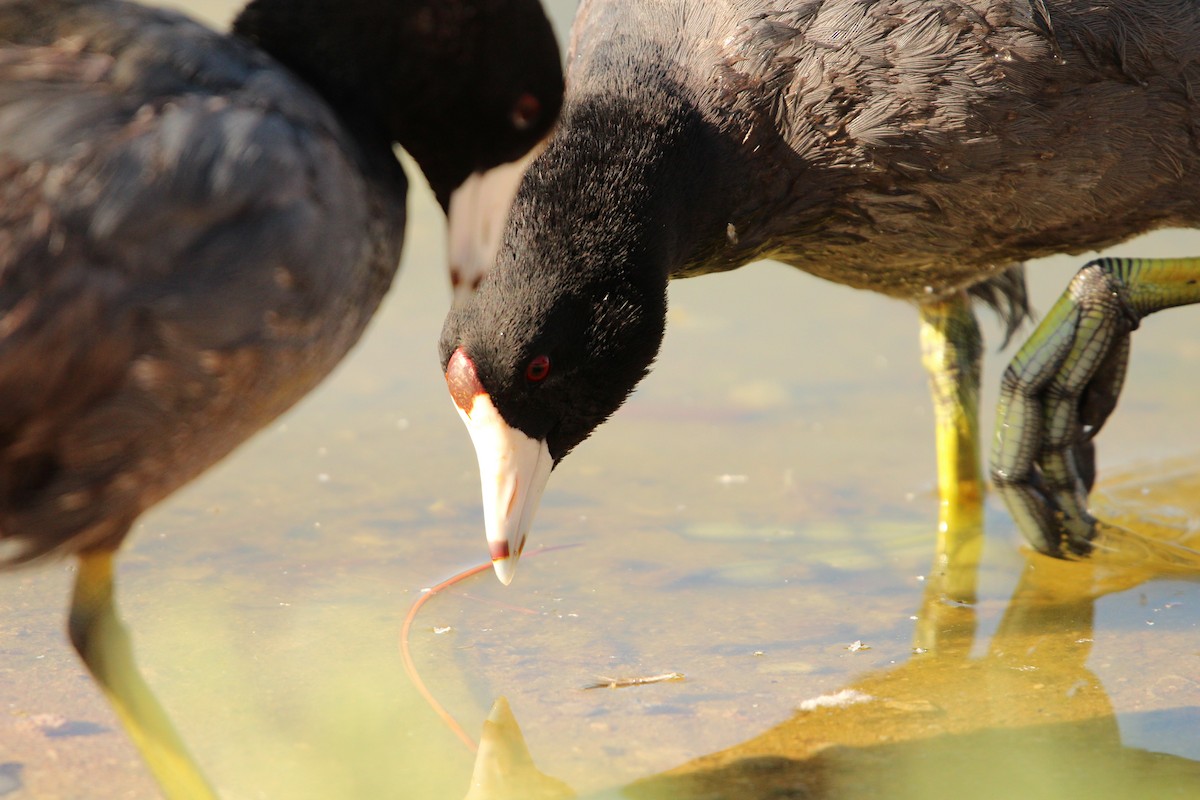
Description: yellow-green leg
xmin=992 ymin=257 xmax=1200 ymax=557
xmin=918 ymin=293 xmax=985 ymax=605
xmin=69 ymin=552 xmax=217 ymax=800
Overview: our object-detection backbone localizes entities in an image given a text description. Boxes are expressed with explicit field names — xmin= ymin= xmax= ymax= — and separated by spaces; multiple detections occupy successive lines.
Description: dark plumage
xmin=0 ymin=0 xmax=561 ymax=566
xmin=0 ymin=0 xmax=561 ymax=793
xmin=440 ymin=0 xmax=1200 ymax=581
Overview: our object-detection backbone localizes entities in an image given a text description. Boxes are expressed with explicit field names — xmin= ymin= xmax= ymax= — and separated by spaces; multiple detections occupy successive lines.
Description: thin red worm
xmin=399 ymin=544 xmax=580 ymax=753
xmin=400 ymin=560 xmax=491 ymax=751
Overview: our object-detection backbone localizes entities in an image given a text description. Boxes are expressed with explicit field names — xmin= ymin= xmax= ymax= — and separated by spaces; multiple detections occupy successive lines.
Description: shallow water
xmin=2 ymin=2 xmax=1200 ymax=798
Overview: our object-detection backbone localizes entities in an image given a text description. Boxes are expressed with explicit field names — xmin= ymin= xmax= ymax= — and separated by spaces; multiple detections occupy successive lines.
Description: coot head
xmin=440 ymin=278 xmax=663 ymax=583
xmin=439 ymin=116 xmax=674 ymax=582
xmin=234 ymin=0 xmax=563 ymax=208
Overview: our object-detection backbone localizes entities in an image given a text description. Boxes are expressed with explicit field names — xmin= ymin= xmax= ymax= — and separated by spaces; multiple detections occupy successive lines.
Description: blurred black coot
xmin=0 ymin=0 xmax=561 ymax=794
xmin=440 ymin=0 xmax=1200 ymax=582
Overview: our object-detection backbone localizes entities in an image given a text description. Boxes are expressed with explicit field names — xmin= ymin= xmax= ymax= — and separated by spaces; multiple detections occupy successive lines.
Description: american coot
xmin=440 ymin=0 xmax=1200 ymax=584
xmin=0 ymin=0 xmax=561 ymax=795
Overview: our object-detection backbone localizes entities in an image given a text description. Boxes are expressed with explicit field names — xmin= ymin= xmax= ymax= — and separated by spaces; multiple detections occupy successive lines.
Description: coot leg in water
xmin=0 ymin=0 xmax=561 ymax=795
xmin=440 ymin=0 xmax=1200 ymax=584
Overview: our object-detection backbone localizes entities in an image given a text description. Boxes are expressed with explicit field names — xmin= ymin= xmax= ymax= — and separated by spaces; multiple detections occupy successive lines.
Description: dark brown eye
xmin=511 ymin=93 xmax=541 ymax=131
xmin=525 ymin=354 xmax=550 ymax=382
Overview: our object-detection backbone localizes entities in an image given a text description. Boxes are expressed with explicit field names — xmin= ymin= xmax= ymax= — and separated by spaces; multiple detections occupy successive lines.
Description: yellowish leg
xmin=918 ymin=294 xmax=984 ymax=606
xmin=69 ymin=551 xmax=217 ymax=800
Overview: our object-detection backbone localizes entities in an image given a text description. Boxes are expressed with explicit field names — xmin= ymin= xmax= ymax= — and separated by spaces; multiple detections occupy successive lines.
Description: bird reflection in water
xmin=459 ymin=476 xmax=1200 ymax=800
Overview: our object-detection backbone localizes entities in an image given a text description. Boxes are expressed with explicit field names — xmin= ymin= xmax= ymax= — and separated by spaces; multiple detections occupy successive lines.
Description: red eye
xmin=525 ymin=354 xmax=551 ymax=382
xmin=511 ymin=93 xmax=541 ymax=131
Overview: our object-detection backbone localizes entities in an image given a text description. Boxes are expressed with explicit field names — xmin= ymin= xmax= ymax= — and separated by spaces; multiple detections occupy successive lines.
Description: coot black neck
xmin=507 ymin=74 xmax=732 ymax=296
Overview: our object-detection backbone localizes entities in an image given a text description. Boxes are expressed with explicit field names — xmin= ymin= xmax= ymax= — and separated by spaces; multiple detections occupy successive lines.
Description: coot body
xmin=441 ymin=0 xmax=1200 ymax=580
xmin=0 ymin=0 xmax=562 ymax=793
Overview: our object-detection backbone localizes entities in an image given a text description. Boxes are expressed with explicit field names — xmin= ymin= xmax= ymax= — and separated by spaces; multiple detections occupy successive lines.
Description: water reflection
xmin=465 ymin=697 xmax=573 ymax=800
xmin=627 ymin=556 xmax=1200 ymax=800
xmin=464 ymin=497 xmax=1200 ymax=800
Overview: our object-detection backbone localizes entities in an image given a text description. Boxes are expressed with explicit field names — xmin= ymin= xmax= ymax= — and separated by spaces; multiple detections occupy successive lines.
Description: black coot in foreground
xmin=0 ymin=0 xmax=561 ymax=794
xmin=441 ymin=0 xmax=1200 ymax=584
